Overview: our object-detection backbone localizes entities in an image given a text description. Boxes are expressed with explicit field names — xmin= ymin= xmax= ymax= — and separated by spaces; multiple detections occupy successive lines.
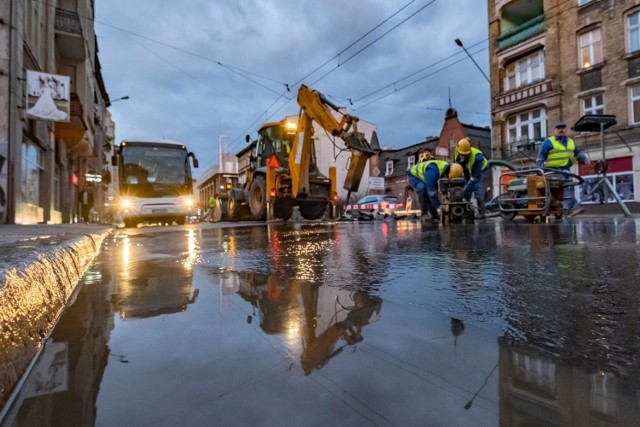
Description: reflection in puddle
xmin=234 ymin=271 xmax=382 ymax=375
xmin=498 ymin=338 xmax=640 ymax=425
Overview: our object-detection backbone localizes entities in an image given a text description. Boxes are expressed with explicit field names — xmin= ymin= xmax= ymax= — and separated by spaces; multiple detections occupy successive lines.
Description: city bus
xmin=112 ymin=139 xmax=199 ymax=228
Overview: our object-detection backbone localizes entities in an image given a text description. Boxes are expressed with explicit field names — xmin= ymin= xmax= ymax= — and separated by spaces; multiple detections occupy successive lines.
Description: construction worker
xmin=205 ymin=194 xmax=217 ymax=222
xmin=408 ymin=160 xmax=463 ymax=221
xmin=536 ymin=120 xmax=590 ymax=216
xmin=455 ymin=138 xmax=489 ymax=219
xmin=420 ymin=150 xmax=432 ymax=163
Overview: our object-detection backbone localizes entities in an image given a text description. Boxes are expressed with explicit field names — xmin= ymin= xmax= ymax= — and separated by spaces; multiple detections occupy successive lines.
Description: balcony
xmin=504 ymin=138 xmax=543 ymax=161
xmin=55 ymin=8 xmax=85 ymax=61
xmin=496 ymin=79 xmax=552 ymax=108
xmin=55 ymin=93 xmax=90 ymax=152
xmin=498 ymin=15 xmax=545 ymax=51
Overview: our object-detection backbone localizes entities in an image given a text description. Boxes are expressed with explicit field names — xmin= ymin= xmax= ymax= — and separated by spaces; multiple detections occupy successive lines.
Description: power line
xmin=352 ymin=45 xmax=489 ymax=112
xmin=292 ymin=0 xmax=422 ymax=86
xmin=227 ymin=0 xmax=440 ymax=156
xmin=308 ymin=0 xmax=439 ymax=87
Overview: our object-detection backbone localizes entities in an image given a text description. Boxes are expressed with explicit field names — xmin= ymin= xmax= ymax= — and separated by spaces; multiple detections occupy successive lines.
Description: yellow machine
xmin=497 ymin=167 xmax=584 ymax=222
xmin=228 ymin=85 xmax=374 ymax=221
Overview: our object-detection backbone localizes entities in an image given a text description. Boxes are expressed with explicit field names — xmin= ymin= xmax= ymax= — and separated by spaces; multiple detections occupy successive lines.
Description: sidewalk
xmin=0 ymin=223 xmax=113 ymax=410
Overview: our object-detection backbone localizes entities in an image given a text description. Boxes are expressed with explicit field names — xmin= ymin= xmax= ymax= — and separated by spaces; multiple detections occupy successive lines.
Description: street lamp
xmin=454 ymin=38 xmax=490 ymax=84
xmin=109 ymin=95 xmax=130 ymax=106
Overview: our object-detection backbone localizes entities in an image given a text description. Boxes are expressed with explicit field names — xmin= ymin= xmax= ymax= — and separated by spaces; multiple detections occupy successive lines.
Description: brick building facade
xmin=489 ymin=0 xmax=640 ymax=212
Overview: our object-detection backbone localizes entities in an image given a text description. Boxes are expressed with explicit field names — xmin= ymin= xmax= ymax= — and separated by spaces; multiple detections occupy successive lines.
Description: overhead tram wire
xmin=308 ymin=0 xmax=438 ymax=87
xmin=352 ymin=39 xmax=487 ymax=104
xmin=228 ymin=0 xmax=439 ymax=153
xmin=104 ymin=20 xmax=261 ymax=111
xmin=92 ymin=19 xmax=286 ymax=96
xmin=352 ymin=46 xmax=488 ymax=112
xmin=331 ymin=0 xmax=575 ymax=108
xmin=30 ymin=1 xmax=289 ymax=96
xmin=291 ymin=0 xmax=421 ymax=87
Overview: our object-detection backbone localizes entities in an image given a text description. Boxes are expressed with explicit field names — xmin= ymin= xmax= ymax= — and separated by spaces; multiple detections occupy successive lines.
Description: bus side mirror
xmin=189 ymin=152 xmax=199 ymax=168
xmin=111 ymin=156 xmax=118 ymax=166
xmin=245 ymin=135 xmax=250 ymax=143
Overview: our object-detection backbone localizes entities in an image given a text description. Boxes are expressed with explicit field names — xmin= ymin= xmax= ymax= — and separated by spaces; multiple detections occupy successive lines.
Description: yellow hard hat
xmin=448 ymin=163 xmax=464 ymax=179
xmin=457 ymin=138 xmax=471 ymax=155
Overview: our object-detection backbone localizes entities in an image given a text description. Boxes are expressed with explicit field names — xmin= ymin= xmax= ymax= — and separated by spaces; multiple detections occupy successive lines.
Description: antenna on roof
xmin=448 ymin=87 xmax=452 ymax=108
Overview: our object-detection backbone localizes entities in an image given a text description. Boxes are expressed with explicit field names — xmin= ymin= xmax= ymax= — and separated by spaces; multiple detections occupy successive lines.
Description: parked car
xmin=344 ymin=195 xmax=403 ymax=218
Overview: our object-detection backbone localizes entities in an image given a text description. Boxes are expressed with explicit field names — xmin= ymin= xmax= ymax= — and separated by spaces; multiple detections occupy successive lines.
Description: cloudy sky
xmin=95 ymin=0 xmax=490 ymax=178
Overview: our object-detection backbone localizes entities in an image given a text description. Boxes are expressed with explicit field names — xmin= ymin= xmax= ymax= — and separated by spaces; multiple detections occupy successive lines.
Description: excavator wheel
xmin=299 ymin=201 xmax=328 ymax=220
xmin=227 ymin=194 xmax=243 ymax=222
xmin=274 ymin=201 xmax=294 ymax=221
xmin=248 ymin=176 xmax=267 ymax=220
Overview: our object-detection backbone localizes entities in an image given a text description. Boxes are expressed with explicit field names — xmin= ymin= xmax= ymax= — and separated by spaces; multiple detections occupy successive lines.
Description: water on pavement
xmin=3 ymin=217 xmax=640 ymax=426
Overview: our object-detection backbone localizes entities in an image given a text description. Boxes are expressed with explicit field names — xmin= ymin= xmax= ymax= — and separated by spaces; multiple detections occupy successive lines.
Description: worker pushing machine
xmin=407 ymin=160 xmax=463 ymax=221
xmin=535 ymin=120 xmax=590 ymax=216
xmin=454 ymin=138 xmax=489 ymax=219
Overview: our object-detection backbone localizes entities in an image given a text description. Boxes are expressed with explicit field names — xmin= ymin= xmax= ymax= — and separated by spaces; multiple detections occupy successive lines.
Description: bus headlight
xmin=121 ymin=198 xmax=132 ymax=209
xmin=184 ymin=197 xmax=194 ymax=207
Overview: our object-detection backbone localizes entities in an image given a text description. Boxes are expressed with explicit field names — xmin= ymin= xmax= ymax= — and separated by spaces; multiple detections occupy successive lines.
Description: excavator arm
xmin=289 ymin=84 xmax=374 ymax=199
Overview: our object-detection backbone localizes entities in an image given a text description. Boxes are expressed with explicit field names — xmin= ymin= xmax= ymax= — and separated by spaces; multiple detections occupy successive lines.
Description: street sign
xmin=85 ymin=173 xmax=102 ymax=183
xmin=372 ymin=167 xmax=381 ymax=177
xmin=368 ymin=177 xmax=385 ymax=190
xmin=436 ymin=146 xmax=449 ymax=157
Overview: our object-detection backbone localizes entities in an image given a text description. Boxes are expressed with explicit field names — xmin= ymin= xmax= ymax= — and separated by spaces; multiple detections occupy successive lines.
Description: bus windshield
xmin=120 ymin=145 xmax=192 ymax=197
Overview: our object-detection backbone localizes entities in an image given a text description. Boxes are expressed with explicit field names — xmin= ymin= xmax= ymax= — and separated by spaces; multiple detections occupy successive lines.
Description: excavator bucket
xmin=343 ymin=131 xmax=374 ymax=192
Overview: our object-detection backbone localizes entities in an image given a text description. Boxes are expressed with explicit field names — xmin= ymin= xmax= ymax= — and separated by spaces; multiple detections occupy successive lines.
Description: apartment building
xmin=489 ymin=0 xmax=639 ymax=211
xmin=0 ymin=0 xmax=113 ymax=224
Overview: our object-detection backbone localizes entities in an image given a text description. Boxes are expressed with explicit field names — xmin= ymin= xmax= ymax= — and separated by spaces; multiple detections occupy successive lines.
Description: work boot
xmin=475 ymin=199 xmax=486 ymax=219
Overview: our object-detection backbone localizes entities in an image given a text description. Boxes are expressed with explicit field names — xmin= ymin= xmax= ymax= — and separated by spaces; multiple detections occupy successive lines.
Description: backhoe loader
xmin=227 ymin=84 xmax=374 ymax=221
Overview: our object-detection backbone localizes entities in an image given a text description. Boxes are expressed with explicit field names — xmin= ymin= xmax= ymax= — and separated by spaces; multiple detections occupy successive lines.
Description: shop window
xmin=578 ymin=157 xmax=635 ymax=203
xmin=21 ymin=141 xmax=43 ymax=206
xmin=579 ymin=28 xmax=603 ymax=69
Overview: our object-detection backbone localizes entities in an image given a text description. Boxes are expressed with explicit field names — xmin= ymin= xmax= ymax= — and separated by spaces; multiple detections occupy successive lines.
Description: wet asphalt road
xmin=3 ymin=217 xmax=640 ymax=426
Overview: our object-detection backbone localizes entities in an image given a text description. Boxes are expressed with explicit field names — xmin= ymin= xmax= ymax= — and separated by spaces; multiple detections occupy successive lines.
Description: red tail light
xmin=270 ymin=188 xmax=276 ymax=198
xmin=333 ymin=192 xmax=338 ymax=201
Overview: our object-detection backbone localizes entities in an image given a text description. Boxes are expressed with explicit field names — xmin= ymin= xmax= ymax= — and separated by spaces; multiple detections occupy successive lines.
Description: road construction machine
xmin=227 ymin=84 xmax=374 ymax=221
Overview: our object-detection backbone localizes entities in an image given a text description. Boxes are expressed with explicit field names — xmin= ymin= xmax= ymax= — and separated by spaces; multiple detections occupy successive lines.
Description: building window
xmin=504 ymin=50 xmax=545 ymax=91
xmin=407 ymin=156 xmax=415 ymax=170
xmin=590 ymin=372 xmax=617 ymax=418
xmin=629 ymin=84 xmax=640 ymax=124
xmin=582 ymin=94 xmax=604 ymax=115
xmin=507 ymin=107 xmax=547 ymax=146
xmin=385 ymin=160 xmax=394 ymax=176
xmin=628 ymin=11 xmax=640 ymax=53
xmin=21 ymin=141 xmax=43 ymax=206
xmin=579 ymin=28 xmax=603 ymax=69
xmin=511 ymin=351 xmax=556 ymax=398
